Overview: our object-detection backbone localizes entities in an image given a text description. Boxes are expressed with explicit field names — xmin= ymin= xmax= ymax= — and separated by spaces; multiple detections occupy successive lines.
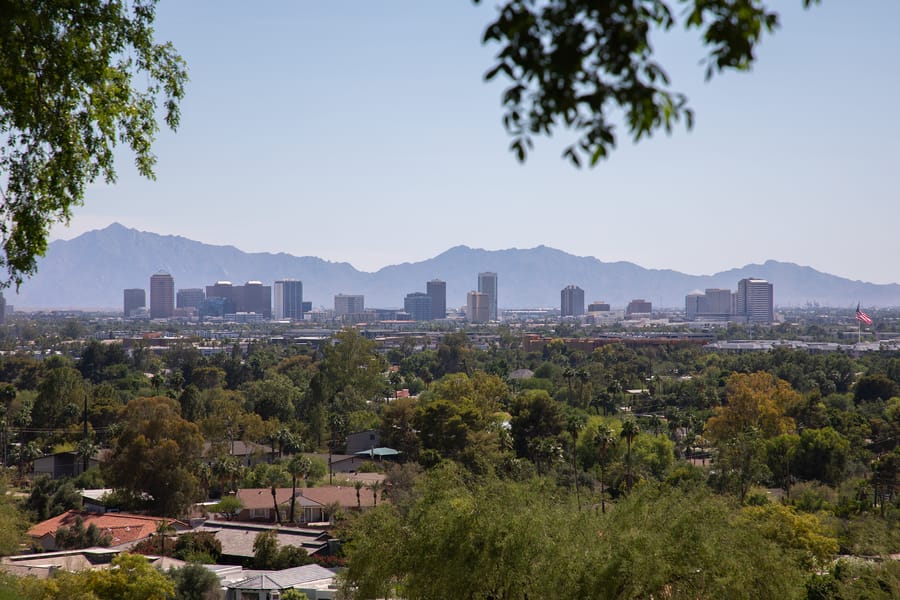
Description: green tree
xmin=252 ymin=530 xmax=310 ymax=570
xmin=33 ymin=364 xmax=86 ymax=432
xmin=0 ymin=0 xmax=187 ymax=286
xmin=0 ymin=476 xmax=25 ymax=556
xmin=84 ymin=553 xmax=175 ymax=600
xmin=620 ymin=418 xmax=640 ymax=494
xmin=103 ymin=396 xmax=204 ymax=516
xmin=55 ymin=515 xmax=113 ymax=550
xmin=287 ymin=454 xmax=312 ymax=523
xmin=168 ymin=563 xmax=220 ymax=600
xmin=343 ymin=466 xmax=809 ymax=599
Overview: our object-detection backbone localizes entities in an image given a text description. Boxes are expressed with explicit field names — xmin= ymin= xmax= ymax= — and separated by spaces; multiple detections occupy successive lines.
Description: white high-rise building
xmin=274 ymin=280 xmax=304 ymax=320
xmin=334 ymin=293 xmax=364 ymax=315
xmin=736 ymin=278 xmax=774 ymax=324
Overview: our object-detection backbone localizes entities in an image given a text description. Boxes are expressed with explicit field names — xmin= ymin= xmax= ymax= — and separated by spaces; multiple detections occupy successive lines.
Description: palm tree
xmin=156 ymin=519 xmax=176 ymax=557
xmin=575 ymin=368 xmax=590 ymax=408
xmin=353 ymin=480 xmax=364 ymax=510
xmin=368 ymin=481 xmax=382 ymax=507
xmin=287 ymin=455 xmax=312 ymax=523
xmin=263 ymin=467 xmax=289 ymax=525
xmin=566 ymin=411 xmax=587 ymax=509
xmin=620 ymin=419 xmax=640 ymax=494
xmin=594 ymin=424 xmax=616 ymax=513
xmin=562 ymin=367 xmax=575 ymax=405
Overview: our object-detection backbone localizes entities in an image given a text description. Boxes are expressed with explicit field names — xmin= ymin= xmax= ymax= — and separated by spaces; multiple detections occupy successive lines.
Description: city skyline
xmin=44 ymin=2 xmax=900 ymax=286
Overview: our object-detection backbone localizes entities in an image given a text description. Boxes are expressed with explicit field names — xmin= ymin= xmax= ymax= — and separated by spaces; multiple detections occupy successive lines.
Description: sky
xmin=49 ymin=1 xmax=900 ymax=284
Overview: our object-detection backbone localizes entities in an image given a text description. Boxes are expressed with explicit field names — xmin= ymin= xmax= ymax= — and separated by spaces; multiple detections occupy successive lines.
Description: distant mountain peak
xmin=11 ymin=226 xmax=900 ymax=309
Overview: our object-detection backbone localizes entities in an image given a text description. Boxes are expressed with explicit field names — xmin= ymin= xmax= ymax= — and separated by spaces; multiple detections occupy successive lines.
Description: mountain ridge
xmin=14 ymin=223 xmax=900 ymax=310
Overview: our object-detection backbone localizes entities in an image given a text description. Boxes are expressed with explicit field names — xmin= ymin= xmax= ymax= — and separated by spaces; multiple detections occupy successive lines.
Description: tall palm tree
xmin=353 ymin=480 xmax=364 ymax=509
xmin=287 ymin=455 xmax=312 ymax=523
xmin=620 ymin=419 xmax=640 ymax=495
xmin=594 ymin=424 xmax=615 ymax=513
xmin=156 ymin=519 xmax=176 ymax=557
xmin=263 ymin=467 xmax=289 ymax=525
xmin=566 ymin=411 xmax=587 ymax=509
xmin=562 ymin=367 xmax=575 ymax=405
xmin=368 ymin=481 xmax=382 ymax=507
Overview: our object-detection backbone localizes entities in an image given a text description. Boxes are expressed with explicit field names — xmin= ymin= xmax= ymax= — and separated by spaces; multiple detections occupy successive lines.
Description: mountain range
xmin=10 ymin=223 xmax=900 ymax=311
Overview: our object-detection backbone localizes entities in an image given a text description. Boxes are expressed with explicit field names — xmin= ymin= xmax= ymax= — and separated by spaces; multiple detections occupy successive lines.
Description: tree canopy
xmin=478 ymin=0 xmax=820 ymax=166
xmin=0 ymin=0 xmax=186 ymax=286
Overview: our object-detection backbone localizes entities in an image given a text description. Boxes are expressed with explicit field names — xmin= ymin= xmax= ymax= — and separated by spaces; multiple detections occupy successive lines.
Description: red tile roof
xmin=27 ymin=511 xmax=185 ymax=547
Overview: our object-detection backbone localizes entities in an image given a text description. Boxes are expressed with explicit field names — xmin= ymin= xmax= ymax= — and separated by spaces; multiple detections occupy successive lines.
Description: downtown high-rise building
xmin=149 ymin=272 xmax=174 ymax=319
xmin=274 ymin=279 xmax=304 ymax=320
xmin=404 ymin=292 xmax=433 ymax=321
xmin=176 ymin=288 xmax=205 ymax=309
xmin=426 ymin=279 xmax=447 ymax=320
xmin=685 ymin=288 xmax=732 ymax=321
xmin=123 ymin=288 xmax=146 ymax=317
xmin=560 ymin=284 xmax=585 ymax=317
xmin=736 ymin=278 xmax=774 ymax=324
xmin=205 ymin=280 xmax=271 ymax=318
xmin=242 ymin=281 xmax=272 ymax=318
xmin=334 ymin=294 xmax=365 ymax=315
xmin=466 ymin=290 xmax=490 ymax=323
xmin=477 ymin=272 xmax=498 ymax=321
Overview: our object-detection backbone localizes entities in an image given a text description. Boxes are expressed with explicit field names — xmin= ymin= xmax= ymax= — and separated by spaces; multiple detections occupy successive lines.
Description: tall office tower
xmin=685 ymin=292 xmax=703 ymax=321
xmin=477 ymin=272 xmax=498 ymax=321
xmin=625 ymin=299 xmax=652 ymax=317
xmin=334 ymin=294 xmax=365 ymax=315
xmin=736 ymin=278 xmax=774 ymax=324
xmin=206 ymin=281 xmax=234 ymax=303
xmin=149 ymin=272 xmax=175 ymax=318
xmin=404 ymin=292 xmax=433 ymax=321
xmin=301 ymin=301 xmax=312 ymax=314
xmin=176 ymin=288 xmax=205 ymax=309
xmin=0 ymin=291 xmax=6 ymax=324
xmin=466 ymin=291 xmax=490 ymax=323
xmin=123 ymin=288 xmax=146 ymax=317
xmin=705 ymin=288 xmax=733 ymax=315
xmin=560 ymin=284 xmax=585 ymax=317
xmin=274 ymin=280 xmax=304 ymax=320
xmin=241 ymin=281 xmax=272 ymax=318
xmin=426 ymin=279 xmax=447 ymax=319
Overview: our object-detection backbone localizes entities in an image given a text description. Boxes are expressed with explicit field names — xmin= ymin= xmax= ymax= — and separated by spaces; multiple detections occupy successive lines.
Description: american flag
xmin=856 ymin=304 xmax=873 ymax=325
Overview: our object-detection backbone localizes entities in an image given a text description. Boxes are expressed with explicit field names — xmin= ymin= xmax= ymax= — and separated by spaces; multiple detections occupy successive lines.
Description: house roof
xmin=202 ymin=440 xmax=272 ymax=458
xmin=27 ymin=511 xmax=187 ymax=548
xmin=299 ymin=485 xmax=380 ymax=509
xmin=228 ymin=564 xmax=337 ymax=591
xmin=236 ymin=488 xmax=295 ymax=510
xmin=237 ymin=485 xmax=382 ymax=510
xmin=194 ymin=521 xmax=328 ymax=558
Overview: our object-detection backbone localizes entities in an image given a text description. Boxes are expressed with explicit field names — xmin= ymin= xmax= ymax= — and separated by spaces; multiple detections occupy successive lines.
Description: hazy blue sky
xmin=50 ymin=1 xmax=900 ymax=283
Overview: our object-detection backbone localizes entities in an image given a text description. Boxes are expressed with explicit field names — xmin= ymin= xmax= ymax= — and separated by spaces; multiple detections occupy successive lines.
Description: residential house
xmin=27 ymin=510 xmax=188 ymax=552
xmin=224 ymin=564 xmax=338 ymax=600
xmin=345 ymin=429 xmax=380 ymax=455
xmin=32 ymin=450 xmax=110 ymax=480
xmin=191 ymin=521 xmax=329 ymax=565
xmin=234 ymin=486 xmax=380 ymax=525
xmin=203 ymin=440 xmax=274 ymax=468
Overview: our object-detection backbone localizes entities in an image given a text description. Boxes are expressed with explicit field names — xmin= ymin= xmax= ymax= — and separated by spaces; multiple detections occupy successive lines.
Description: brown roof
xmin=300 ymin=485 xmax=380 ymax=509
xmin=237 ymin=485 xmax=384 ymax=510
xmin=27 ymin=511 xmax=186 ymax=547
xmin=236 ymin=488 xmax=295 ymax=510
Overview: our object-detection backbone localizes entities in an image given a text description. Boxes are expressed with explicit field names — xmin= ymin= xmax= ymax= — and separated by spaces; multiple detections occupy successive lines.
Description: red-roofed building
xmin=234 ymin=485 xmax=382 ymax=524
xmin=27 ymin=511 xmax=188 ymax=552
